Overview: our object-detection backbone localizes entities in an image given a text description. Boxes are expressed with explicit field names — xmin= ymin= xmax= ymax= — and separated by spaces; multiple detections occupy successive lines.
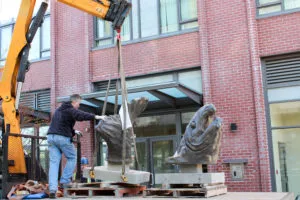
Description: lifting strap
xmin=89 ymin=28 xmax=139 ymax=181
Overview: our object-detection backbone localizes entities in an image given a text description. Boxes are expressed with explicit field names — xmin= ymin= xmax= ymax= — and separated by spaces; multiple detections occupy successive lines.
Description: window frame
xmin=0 ymin=14 xmax=51 ymax=65
xmin=256 ymin=0 xmax=300 ymax=18
xmin=93 ymin=0 xmax=198 ymax=48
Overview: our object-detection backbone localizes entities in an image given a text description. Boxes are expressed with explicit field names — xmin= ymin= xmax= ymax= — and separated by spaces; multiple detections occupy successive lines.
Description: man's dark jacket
xmin=48 ymin=102 xmax=95 ymax=138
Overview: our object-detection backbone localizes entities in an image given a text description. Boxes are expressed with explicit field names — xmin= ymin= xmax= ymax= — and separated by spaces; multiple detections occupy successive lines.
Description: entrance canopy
xmin=57 ymin=69 xmax=203 ymax=114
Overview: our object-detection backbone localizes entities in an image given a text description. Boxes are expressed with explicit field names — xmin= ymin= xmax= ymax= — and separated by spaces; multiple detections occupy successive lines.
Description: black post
xmin=76 ymin=135 xmax=81 ymax=182
xmin=2 ymin=124 xmax=10 ymax=199
xmin=31 ymin=138 xmax=36 ymax=180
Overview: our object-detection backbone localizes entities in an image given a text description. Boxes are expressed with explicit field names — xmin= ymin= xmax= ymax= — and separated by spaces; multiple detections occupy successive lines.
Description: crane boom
xmin=0 ymin=0 xmax=131 ymax=174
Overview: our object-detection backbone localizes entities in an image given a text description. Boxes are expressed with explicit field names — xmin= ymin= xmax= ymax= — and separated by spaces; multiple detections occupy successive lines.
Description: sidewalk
xmin=46 ymin=192 xmax=294 ymax=200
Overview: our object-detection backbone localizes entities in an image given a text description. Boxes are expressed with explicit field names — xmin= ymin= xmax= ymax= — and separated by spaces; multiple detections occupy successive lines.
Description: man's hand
xmin=95 ymin=115 xmax=106 ymax=120
xmin=74 ymin=130 xmax=83 ymax=137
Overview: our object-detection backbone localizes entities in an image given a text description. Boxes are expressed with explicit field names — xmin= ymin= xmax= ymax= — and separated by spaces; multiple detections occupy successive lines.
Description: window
xmin=0 ymin=15 xmax=51 ymax=67
xmin=0 ymin=25 xmax=13 ymax=66
xmin=257 ymin=0 xmax=300 ymax=16
xmin=28 ymin=14 xmax=51 ymax=60
xmin=95 ymin=0 xmax=198 ymax=47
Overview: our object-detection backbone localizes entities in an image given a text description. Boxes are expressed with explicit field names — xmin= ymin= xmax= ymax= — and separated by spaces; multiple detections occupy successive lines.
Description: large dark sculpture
xmin=95 ymin=97 xmax=148 ymax=164
xmin=166 ymin=104 xmax=223 ymax=165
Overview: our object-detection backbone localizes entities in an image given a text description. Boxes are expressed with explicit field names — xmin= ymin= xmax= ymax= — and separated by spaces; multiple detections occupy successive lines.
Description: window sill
xmin=29 ymin=57 xmax=51 ymax=63
xmin=257 ymin=8 xmax=300 ymax=19
xmin=92 ymin=28 xmax=199 ymax=51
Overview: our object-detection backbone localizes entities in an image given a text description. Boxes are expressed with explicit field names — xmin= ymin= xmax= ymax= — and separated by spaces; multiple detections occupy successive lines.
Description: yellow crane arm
xmin=0 ymin=0 xmax=131 ymax=174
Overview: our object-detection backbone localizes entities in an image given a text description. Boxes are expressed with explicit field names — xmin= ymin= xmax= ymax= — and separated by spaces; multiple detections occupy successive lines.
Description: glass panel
xmin=181 ymin=112 xmax=195 ymax=134
xmin=284 ymin=0 xmax=300 ymax=9
xmin=42 ymin=51 xmax=50 ymax=58
xmin=101 ymin=141 xmax=108 ymax=166
xmin=0 ymin=25 xmax=13 ymax=59
xmin=180 ymin=0 xmax=197 ymax=21
xmin=41 ymin=16 xmax=50 ymax=51
xmin=181 ymin=21 xmax=198 ymax=30
xmin=160 ymin=0 xmax=179 ymax=33
xmin=121 ymin=14 xmax=131 ymax=41
xmin=29 ymin=29 xmax=41 ymax=60
xmin=128 ymin=91 xmax=159 ymax=102
xmin=272 ymin=128 xmax=300 ymax=196
xmin=97 ymin=19 xmax=112 ymax=38
xmin=158 ymin=88 xmax=186 ymax=98
xmin=259 ymin=0 xmax=279 ymax=5
xmin=126 ymin=74 xmax=174 ymax=88
xmin=268 ymin=86 xmax=300 ymax=102
xmin=21 ymin=127 xmax=34 ymax=154
xmin=140 ymin=0 xmax=159 ymax=37
xmin=96 ymin=39 xmax=113 ymax=47
xmin=98 ymin=95 xmax=121 ymax=105
xmin=0 ymin=60 xmax=5 ymax=67
xmin=131 ymin=142 xmax=148 ymax=171
xmin=259 ymin=5 xmax=281 ymax=15
xmin=270 ymin=101 xmax=300 ymax=127
xmin=134 ymin=114 xmax=176 ymax=137
xmin=39 ymin=126 xmax=49 ymax=171
xmin=179 ymin=70 xmax=202 ymax=93
xmin=152 ymin=140 xmax=176 ymax=174
xmin=132 ymin=0 xmax=139 ymax=39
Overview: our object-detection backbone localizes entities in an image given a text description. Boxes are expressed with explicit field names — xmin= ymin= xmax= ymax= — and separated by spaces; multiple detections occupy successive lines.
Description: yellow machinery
xmin=0 ymin=0 xmax=131 ymax=174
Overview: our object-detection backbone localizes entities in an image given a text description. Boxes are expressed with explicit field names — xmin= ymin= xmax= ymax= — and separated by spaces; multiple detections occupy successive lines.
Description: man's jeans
xmin=47 ymin=134 xmax=76 ymax=193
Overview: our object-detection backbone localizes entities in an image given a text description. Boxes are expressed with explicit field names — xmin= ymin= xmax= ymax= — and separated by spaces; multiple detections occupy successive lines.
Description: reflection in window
xmin=180 ymin=0 xmax=198 ymax=29
xmin=181 ymin=112 xmax=195 ymax=134
xmin=0 ymin=25 xmax=13 ymax=65
xmin=257 ymin=0 xmax=300 ymax=15
xmin=140 ymin=0 xmax=159 ymax=37
xmin=94 ymin=0 xmax=198 ymax=47
xmin=272 ymin=128 xmax=300 ymax=195
xmin=39 ymin=126 xmax=49 ymax=172
xmin=179 ymin=70 xmax=202 ymax=93
xmin=160 ymin=0 xmax=179 ymax=33
xmin=134 ymin=114 xmax=176 ymax=137
xmin=0 ymin=15 xmax=51 ymax=64
xmin=270 ymin=101 xmax=300 ymax=127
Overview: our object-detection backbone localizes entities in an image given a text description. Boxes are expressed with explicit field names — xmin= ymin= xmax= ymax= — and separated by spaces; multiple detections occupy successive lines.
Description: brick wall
xmin=22 ymin=60 xmax=52 ymax=92
xmin=258 ymin=12 xmax=300 ymax=57
xmin=199 ymin=0 xmax=271 ymax=192
xmin=91 ymin=32 xmax=201 ymax=82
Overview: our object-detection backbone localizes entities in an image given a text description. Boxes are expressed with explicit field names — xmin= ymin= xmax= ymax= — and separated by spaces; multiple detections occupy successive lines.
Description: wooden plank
xmin=143 ymin=185 xmax=227 ymax=198
xmin=64 ymin=183 xmax=146 ymax=198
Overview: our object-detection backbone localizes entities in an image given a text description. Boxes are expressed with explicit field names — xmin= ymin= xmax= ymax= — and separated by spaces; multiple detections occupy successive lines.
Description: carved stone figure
xmin=95 ymin=97 xmax=148 ymax=164
xmin=166 ymin=104 xmax=223 ymax=165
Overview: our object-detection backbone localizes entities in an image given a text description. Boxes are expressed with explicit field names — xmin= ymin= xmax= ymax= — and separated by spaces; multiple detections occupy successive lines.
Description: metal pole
xmin=2 ymin=124 xmax=10 ymax=199
xmin=31 ymin=138 xmax=36 ymax=180
xmin=76 ymin=134 xmax=81 ymax=182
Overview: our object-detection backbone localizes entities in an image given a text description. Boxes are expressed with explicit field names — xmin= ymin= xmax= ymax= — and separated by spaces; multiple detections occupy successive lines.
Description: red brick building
xmin=1 ymin=0 xmax=300 ymax=195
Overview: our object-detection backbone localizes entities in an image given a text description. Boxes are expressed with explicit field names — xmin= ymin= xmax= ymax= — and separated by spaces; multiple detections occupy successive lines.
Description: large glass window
xmin=134 ymin=114 xmax=176 ymax=137
xmin=140 ymin=0 xmax=159 ymax=37
xmin=0 ymin=15 xmax=50 ymax=66
xmin=95 ymin=0 xmax=198 ymax=47
xmin=0 ymin=25 xmax=13 ymax=66
xmin=257 ymin=0 xmax=300 ymax=16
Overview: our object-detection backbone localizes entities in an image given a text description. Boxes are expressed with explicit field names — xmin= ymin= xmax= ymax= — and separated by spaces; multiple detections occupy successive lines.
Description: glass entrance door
xmin=134 ymin=136 xmax=177 ymax=185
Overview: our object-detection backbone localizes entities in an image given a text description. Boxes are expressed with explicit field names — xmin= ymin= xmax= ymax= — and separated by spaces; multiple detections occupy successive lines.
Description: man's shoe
xmin=49 ymin=193 xmax=56 ymax=199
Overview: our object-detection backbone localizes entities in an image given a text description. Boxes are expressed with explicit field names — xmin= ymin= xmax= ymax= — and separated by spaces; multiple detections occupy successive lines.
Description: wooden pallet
xmin=143 ymin=184 xmax=227 ymax=198
xmin=64 ymin=182 xmax=146 ymax=198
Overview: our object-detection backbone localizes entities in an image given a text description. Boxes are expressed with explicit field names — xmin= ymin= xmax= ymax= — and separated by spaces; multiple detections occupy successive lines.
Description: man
xmin=47 ymin=94 xmax=104 ymax=198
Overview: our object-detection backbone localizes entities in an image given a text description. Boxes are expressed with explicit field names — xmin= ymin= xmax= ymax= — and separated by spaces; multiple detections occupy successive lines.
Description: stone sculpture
xmin=166 ymin=104 xmax=223 ymax=165
xmin=95 ymin=97 xmax=148 ymax=164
